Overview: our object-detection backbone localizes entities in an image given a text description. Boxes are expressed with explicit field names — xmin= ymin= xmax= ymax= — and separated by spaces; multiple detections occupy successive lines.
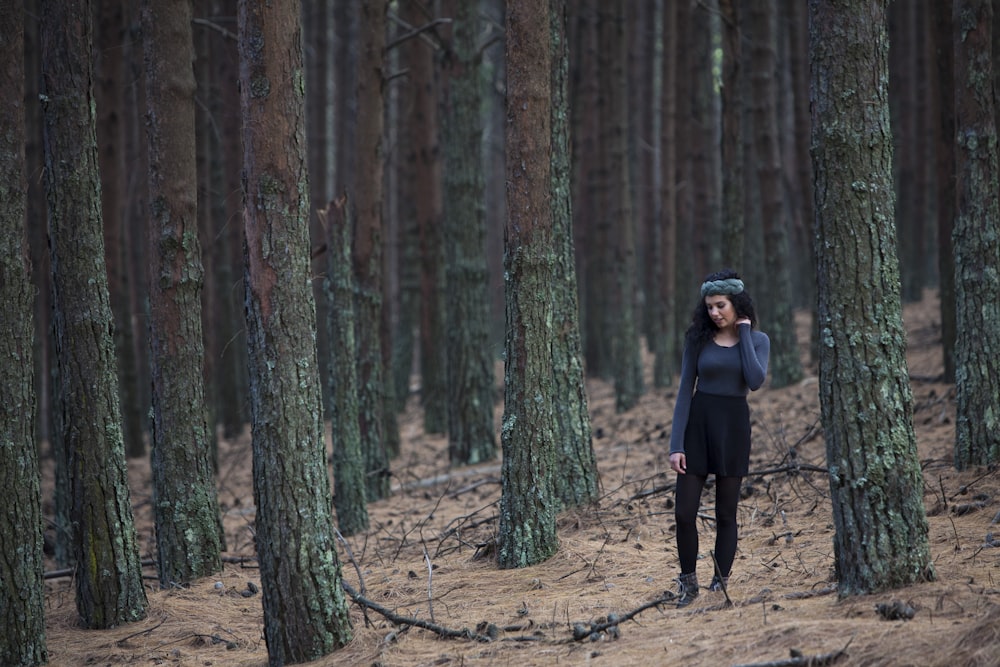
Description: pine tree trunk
xmin=952 ymin=0 xmax=1000 ymax=468
xmin=499 ymin=0 xmax=559 ymax=570
xmin=41 ymin=0 xmax=149 ymax=629
xmin=0 ymin=5 xmax=47 ymax=660
xmin=652 ymin=0 xmax=679 ymax=389
xmin=323 ymin=198 xmax=369 ymax=536
xmin=238 ymin=1 xmax=353 ymax=662
xmin=932 ymin=0 xmax=957 ymax=383
xmin=356 ymin=0 xmax=391 ymax=501
xmin=750 ymin=0 xmax=801 ymax=388
xmin=550 ymin=0 xmax=599 ymax=507
xmin=810 ymin=0 xmax=935 ymax=594
xmin=441 ymin=0 xmax=498 ymax=467
xmin=142 ymin=0 xmax=223 ymax=587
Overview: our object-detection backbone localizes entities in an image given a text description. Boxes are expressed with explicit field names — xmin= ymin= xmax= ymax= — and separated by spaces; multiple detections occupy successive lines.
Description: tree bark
xmin=323 ymin=198 xmax=369 ymax=536
xmin=238 ymin=0 xmax=353 ymax=661
xmin=499 ymin=0 xmax=559 ymax=569
xmin=40 ymin=0 xmax=149 ymax=629
xmin=810 ymin=0 xmax=935 ymax=595
xmin=952 ymin=0 xmax=1000 ymax=468
xmin=441 ymin=0 xmax=498 ymax=466
xmin=142 ymin=0 xmax=224 ymax=588
xmin=550 ymin=0 xmax=599 ymax=507
xmin=355 ymin=0 xmax=391 ymax=500
xmin=0 ymin=3 xmax=47 ymax=660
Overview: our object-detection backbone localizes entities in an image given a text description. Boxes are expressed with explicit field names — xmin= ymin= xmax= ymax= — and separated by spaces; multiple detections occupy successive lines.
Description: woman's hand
xmin=736 ymin=317 xmax=751 ymax=326
xmin=670 ymin=452 xmax=686 ymax=474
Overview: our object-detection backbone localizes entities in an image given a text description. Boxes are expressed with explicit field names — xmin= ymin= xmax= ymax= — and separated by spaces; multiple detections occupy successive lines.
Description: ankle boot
xmin=675 ymin=572 xmax=699 ymax=607
xmin=709 ymin=574 xmax=729 ymax=592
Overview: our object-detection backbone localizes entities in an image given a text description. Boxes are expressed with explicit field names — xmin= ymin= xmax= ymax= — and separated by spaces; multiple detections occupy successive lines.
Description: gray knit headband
xmin=701 ymin=278 xmax=745 ymax=298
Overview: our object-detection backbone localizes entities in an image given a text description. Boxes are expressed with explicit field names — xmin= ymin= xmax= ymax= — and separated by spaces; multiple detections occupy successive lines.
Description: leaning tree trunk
xmin=238 ymin=1 xmax=353 ymax=663
xmin=0 ymin=3 xmax=47 ymax=661
xmin=810 ymin=0 xmax=935 ymax=595
xmin=40 ymin=0 xmax=149 ymax=630
xmin=142 ymin=0 xmax=223 ymax=588
xmin=499 ymin=0 xmax=560 ymax=570
xmin=952 ymin=0 xmax=1000 ymax=469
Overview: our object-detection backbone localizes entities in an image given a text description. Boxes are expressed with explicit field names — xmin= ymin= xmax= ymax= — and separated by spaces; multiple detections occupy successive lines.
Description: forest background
xmin=2 ymin=0 xmax=1000 ymax=666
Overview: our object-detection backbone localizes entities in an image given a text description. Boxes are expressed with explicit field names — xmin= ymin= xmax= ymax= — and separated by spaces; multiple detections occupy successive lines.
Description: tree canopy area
xmin=2 ymin=0 xmax=999 ymax=665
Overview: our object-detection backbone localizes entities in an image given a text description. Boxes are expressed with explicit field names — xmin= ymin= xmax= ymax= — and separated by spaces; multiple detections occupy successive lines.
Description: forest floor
xmin=42 ymin=290 xmax=1000 ymax=667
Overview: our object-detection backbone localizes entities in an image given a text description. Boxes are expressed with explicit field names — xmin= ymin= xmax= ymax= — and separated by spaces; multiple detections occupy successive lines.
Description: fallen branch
xmin=570 ymin=594 xmax=675 ymax=641
xmin=340 ymin=579 xmax=492 ymax=642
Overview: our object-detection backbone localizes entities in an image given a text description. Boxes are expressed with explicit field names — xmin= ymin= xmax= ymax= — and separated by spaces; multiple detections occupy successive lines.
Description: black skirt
xmin=682 ymin=391 xmax=752 ymax=477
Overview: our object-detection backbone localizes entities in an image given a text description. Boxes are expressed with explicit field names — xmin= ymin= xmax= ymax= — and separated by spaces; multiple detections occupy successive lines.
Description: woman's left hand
xmin=736 ymin=318 xmax=751 ymax=326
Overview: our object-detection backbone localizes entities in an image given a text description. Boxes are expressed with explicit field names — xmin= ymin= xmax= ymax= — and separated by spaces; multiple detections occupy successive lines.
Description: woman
xmin=668 ymin=269 xmax=770 ymax=607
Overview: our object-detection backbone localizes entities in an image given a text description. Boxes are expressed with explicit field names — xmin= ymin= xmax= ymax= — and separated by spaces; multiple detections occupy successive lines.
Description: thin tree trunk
xmin=952 ymin=0 xmax=1000 ymax=468
xmin=142 ymin=0 xmax=224 ymax=587
xmin=441 ymin=0 xmax=498 ymax=466
xmin=750 ymin=0 xmax=801 ymax=388
xmin=550 ymin=0 xmax=599 ymax=506
xmin=322 ymin=198 xmax=369 ymax=536
xmin=355 ymin=0 xmax=391 ymax=500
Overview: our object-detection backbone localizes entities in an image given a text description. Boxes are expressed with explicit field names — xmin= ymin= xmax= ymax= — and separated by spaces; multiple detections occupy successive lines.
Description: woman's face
xmin=704 ymin=294 xmax=736 ymax=329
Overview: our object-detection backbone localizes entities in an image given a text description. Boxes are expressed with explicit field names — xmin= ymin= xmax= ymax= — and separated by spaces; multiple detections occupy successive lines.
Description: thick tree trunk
xmin=499 ymin=0 xmax=559 ymax=569
xmin=142 ymin=0 xmax=224 ymax=587
xmin=0 ymin=4 xmax=47 ymax=661
xmin=440 ymin=0 xmax=498 ymax=467
xmin=41 ymin=0 xmax=149 ymax=629
xmin=238 ymin=1 xmax=353 ymax=662
xmin=719 ymin=0 xmax=745 ymax=268
xmin=810 ymin=0 xmax=935 ymax=595
xmin=952 ymin=0 xmax=1000 ymax=468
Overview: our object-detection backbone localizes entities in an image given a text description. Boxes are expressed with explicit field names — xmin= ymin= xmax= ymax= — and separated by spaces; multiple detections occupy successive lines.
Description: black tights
xmin=675 ymin=474 xmax=743 ymax=576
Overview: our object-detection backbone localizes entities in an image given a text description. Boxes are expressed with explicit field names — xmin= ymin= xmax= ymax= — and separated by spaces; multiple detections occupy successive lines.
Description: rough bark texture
xmin=40 ymin=0 xmax=149 ymax=630
xmin=550 ymin=0 xmax=599 ymax=507
xmin=810 ymin=0 xmax=935 ymax=595
xmin=0 ymin=3 xmax=47 ymax=661
xmin=499 ymin=0 xmax=559 ymax=569
xmin=750 ymin=0 xmax=801 ymax=389
xmin=355 ymin=0 xmax=391 ymax=501
xmin=323 ymin=198 xmax=369 ymax=536
xmin=952 ymin=0 xmax=1000 ymax=468
xmin=238 ymin=1 xmax=352 ymax=662
xmin=142 ymin=0 xmax=224 ymax=588
xmin=440 ymin=0 xmax=498 ymax=467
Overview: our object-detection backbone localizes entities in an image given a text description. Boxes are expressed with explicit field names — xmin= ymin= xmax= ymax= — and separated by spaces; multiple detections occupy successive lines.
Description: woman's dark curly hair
xmin=684 ymin=269 xmax=757 ymax=352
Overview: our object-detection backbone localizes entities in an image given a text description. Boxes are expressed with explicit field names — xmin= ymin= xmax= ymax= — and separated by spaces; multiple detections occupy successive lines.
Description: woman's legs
xmin=675 ymin=473 xmax=707 ymax=574
xmin=713 ymin=475 xmax=743 ymax=577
